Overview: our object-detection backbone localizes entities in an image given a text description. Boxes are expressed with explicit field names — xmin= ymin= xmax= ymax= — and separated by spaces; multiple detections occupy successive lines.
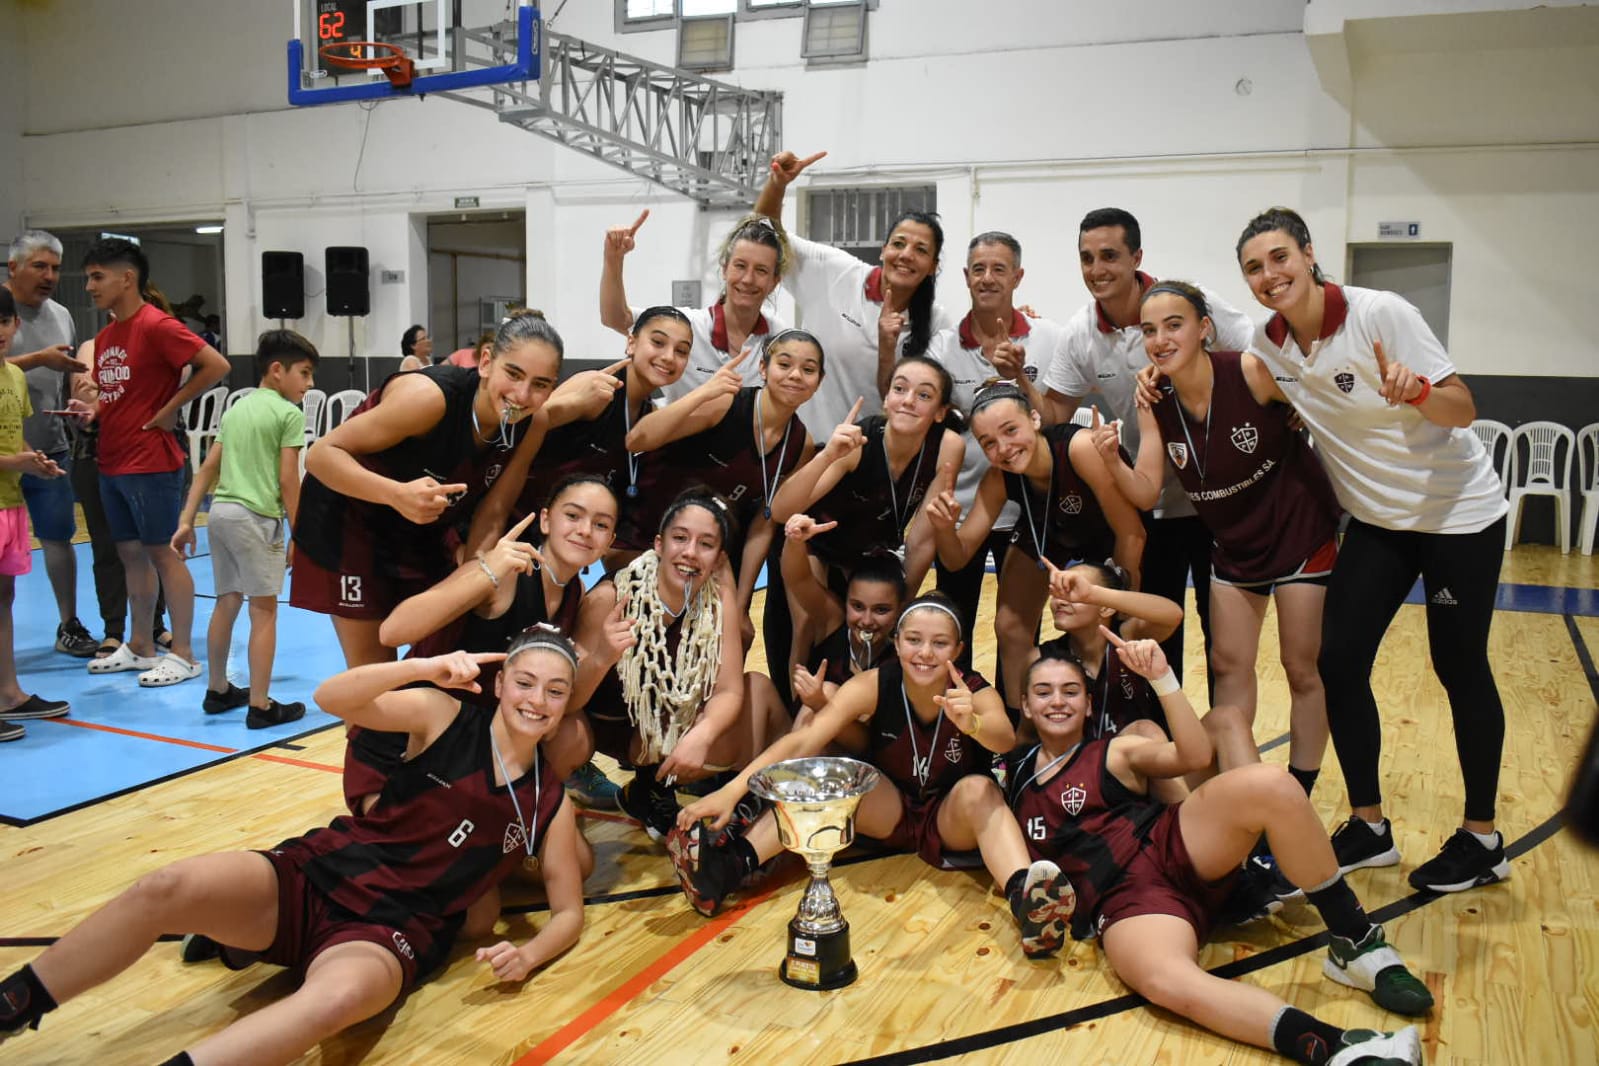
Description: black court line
xmin=1565 ymin=613 xmax=1599 ymax=701
xmin=0 ymin=720 xmax=342 ymax=828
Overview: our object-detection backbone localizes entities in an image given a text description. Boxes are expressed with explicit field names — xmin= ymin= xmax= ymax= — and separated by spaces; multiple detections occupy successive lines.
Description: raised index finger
xmin=504 ymin=509 xmax=539 ymax=541
xmin=1098 ymin=624 xmax=1128 ymax=649
xmin=471 ymin=651 xmax=510 ymax=664
xmin=602 ymin=357 xmax=630 ymax=376
xmin=945 ymin=661 xmax=970 ymax=689
xmin=1090 ymin=405 xmax=1103 ymax=429
xmin=1373 ymin=340 xmax=1389 ymax=378
xmin=628 ymin=208 xmax=650 ymax=235
xmin=797 ymin=150 xmax=828 ymax=169
xmin=845 ymin=396 xmax=865 ymax=425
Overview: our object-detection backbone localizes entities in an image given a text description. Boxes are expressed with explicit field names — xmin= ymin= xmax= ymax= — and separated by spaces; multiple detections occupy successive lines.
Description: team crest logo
xmin=1061 ymin=784 xmax=1087 ymax=817
xmin=504 ymin=822 xmax=528 ymax=854
xmin=944 ymin=736 xmax=965 ymax=764
xmin=391 ymin=932 xmax=415 ymax=959
xmin=484 ymin=462 xmax=504 ymax=486
xmin=1058 ymin=493 xmax=1083 ymax=516
xmin=1230 ymin=423 xmax=1258 ymax=455
xmin=1334 ymin=370 xmax=1356 ymax=394
xmin=1167 ymin=442 xmax=1189 ymax=469
xmin=1120 ymin=674 xmax=1136 ymax=699
xmin=1023 ymin=365 xmax=1038 ymax=382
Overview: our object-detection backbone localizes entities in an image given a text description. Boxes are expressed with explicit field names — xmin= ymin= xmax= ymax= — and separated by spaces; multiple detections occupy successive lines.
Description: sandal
xmin=155 ymin=630 xmax=175 ymax=651
xmin=95 ymin=636 xmax=124 ymax=659
xmin=139 ymin=652 xmax=203 ymax=688
xmin=87 ymin=643 xmax=160 ymax=674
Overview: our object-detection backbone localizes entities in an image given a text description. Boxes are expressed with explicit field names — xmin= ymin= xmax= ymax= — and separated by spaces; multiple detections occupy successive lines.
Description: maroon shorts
xmin=258 ymin=840 xmax=456 ymax=989
xmin=1093 ymin=805 xmax=1237 ymax=942
xmin=878 ymin=780 xmax=984 ymax=870
xmin=288 ymin=547 xmax=414 ymax=621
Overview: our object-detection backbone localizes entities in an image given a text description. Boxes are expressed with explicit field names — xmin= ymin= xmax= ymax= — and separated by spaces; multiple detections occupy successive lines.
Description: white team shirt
xmin=1248 ymin=284 xmax=1505 ymax=534
xmin=787 ymin=235 xmax=955 ymax=441
xmin=1039 ymin=274 xmax=1256 ymax=517
xmin=925 ymin=311 xmax=1067 ymax=530
xmin=631 ymin=303 xmax=788 ymax=405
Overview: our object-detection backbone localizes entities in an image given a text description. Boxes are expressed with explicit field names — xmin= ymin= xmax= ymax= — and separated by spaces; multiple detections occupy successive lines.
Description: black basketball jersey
xmin=289 ymin=705 xmax=565 ymax=931
xmin=1001 ymin=423 xmax=1114 ymax=567
xmin=867 ymin=658 xmax=992 ymax=804
xmin=515 ymin=367 xmax=634 ymax=518
xmin=1004 ymin=738 xmax=1164 ymax=939
xmin=810 ymin=625 xmax=890 ymax=690
xmin=809 ymin=416 xmax=941 ymax=571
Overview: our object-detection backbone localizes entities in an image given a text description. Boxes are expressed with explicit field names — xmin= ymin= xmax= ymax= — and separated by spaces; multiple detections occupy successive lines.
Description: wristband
xmin=1150 ymin=669 xmax=1181 ymax=697
xmin=475 ymin=553 xmax=501 ymax=589
xmin=1404 ymin=375 xmax=1431 ymax=406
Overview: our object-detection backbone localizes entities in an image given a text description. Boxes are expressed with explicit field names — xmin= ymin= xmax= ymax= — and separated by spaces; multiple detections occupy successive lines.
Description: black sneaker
xmin=619 ymin=773 xmax=681 ymax=842
xmin=1330 ymin=816 xmax=1401 ymax=874
xmin=1217 ymin=861 xmax=1284 ymax=927
xmin=0 ymin=695 xmax=71 ymax=721
xmin=1407 ymin=828 xmax=1511 ymax=893
xmin=180 ymin=933 xmax=221 ymax=963
xmin=0 ymin=721 xmax=23 ymax=743
xmin=54 ymin=618 xmax=98 ymax=658
xmin=246 ymin=699 xmax=306 ymax=730
xmin=202 ymin=683 xmax=250 ymax=715
xmin=1324 ymin=925 xmax=1434 ymax=1015
xmin=1249 ymin=852 xmax=1304 ymax=902
xmin=665 ymin=822 xmax=741 ymax=917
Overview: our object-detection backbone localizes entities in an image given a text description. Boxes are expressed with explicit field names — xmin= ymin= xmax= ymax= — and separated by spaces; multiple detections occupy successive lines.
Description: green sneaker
xmin=1325 ymin=926 xmax=1434 ymax=1016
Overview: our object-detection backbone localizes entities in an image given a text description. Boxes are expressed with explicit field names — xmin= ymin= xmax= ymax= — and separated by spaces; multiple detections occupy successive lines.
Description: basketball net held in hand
xmin=615 ymin=552 xmax=723 ymax=764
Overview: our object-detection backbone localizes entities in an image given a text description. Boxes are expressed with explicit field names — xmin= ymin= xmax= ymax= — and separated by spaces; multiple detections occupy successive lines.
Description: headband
xmin=898 ymin=599 xmax=963 ymax=639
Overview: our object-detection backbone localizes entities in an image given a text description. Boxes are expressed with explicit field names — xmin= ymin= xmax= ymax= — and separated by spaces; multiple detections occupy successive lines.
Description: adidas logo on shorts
xmin=1429 ymin=587 xmax=1458 ymax=606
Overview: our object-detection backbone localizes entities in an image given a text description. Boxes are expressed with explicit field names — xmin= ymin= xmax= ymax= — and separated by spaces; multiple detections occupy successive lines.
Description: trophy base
xmin=780 ymin=919 xmax=857 ymax=990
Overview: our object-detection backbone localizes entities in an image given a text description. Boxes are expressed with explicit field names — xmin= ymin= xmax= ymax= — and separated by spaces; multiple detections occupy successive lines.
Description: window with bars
xmin=805 ymin=185 xmax=938 ymax=264
xmin=618 ymin=0 xmax=875 ymax=35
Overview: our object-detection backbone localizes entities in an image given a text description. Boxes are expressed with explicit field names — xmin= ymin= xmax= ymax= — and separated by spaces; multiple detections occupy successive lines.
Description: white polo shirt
xmin=787 ymin=235 xmax=955 ymax=441
xmin=1249 ymin=284 xmax=1505 ymax=534
xmin=1039 ymin=273 xmax=1256 ymax=518
xmin=631 ymin=302 xmax=788 ymax=405
xmin=925 ymin=310 xmax=1067 ymax=529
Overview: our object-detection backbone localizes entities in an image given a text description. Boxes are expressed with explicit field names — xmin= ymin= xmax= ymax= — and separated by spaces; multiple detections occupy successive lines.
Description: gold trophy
xmin=747 ymin=756 xmax=881 ymax=989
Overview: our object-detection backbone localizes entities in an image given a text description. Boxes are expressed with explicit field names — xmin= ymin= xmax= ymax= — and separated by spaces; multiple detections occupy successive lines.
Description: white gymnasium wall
xmin=0 ymin=0 xmax=24 ymax=250
xmin=9 ymin=1 xmax=1599 ymax=377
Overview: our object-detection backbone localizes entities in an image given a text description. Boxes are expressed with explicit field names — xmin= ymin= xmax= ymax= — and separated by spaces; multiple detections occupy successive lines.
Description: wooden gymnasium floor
xmin=2 ymin=545 xmax=1596 ymax=1065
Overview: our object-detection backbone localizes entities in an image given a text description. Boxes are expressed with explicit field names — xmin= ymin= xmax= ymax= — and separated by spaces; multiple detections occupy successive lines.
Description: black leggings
xmin=1140 ymin=513 xmax=1213 ymax=693
xmin=1319 ymin=515 xmax=1506 ymax=822
xmin=934 ymin=529 xmax=1012 ymax=675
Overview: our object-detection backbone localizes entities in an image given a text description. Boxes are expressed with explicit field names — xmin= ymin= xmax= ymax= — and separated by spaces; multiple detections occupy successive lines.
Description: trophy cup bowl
xmin=748 ymin=756 xmax=881 ymax=990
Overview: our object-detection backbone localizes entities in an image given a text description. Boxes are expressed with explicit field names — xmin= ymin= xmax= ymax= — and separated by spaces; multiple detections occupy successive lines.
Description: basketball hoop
xmin=319 ymin=41 xmax=416 ymax=89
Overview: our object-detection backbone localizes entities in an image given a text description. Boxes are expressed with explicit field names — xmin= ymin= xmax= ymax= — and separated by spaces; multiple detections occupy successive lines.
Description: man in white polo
xmin=1040 ymin=208 xmax=1256 ymax=685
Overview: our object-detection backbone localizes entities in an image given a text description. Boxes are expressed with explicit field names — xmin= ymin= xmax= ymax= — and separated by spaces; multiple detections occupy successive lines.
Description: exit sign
xmin=1378 ymin=221 xmax=1421 ymax=240
xmin=454 ymin=196 xmax=480 ymax=209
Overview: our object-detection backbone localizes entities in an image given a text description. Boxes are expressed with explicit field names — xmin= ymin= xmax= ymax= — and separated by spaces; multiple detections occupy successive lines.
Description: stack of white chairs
xmin=301 ymin=388 xmax=327 ymax=446
xmin=1470 ymin=418 xmax=1513 ymax=493
xmin=186 ymin=385 xmax=228 ymax=471
xmin=1505 ymin=420 xmax=1575 ymax=554
xmin=224 ymin=386 xmax=257 ymax=412
xmin=1577 ymin=423 xmax=1599 ymax=556
xmin=322 ymin=389 xmax=366 ymax=437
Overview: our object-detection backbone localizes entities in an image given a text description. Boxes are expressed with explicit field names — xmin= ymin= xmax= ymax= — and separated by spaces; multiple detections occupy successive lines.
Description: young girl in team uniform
xmin=572 ymin=491 xmax=769 ymax=841
xmin=616 ymin=330 xmax=822 ymax=642
xmin=924 ymin=383 xmax=1144 ymax=708
xmin=772 ymin=355 xmax=964 ymax=673
xmin=291 ymin=311 xmax=563 ymax=668
xmin=1096 ymin=280 xmax=1339 ymax=789
xmin=1006 ymin=648 xmax=1430 ymax=1065
xmin=0 ymin=629 xmax=587 ymax=1065
xmin=669 ymin=594 xmax=1077 ymax=961
xmin=1236 ymin=208 xmax=1511 ymax=894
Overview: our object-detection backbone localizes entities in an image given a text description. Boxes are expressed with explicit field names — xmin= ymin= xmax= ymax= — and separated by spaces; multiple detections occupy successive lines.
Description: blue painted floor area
xmin=3 ymin=528 xmax=344 ymax=825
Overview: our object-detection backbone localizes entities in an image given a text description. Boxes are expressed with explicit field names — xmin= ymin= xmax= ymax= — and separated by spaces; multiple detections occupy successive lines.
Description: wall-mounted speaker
xmin=261 ymin=251 xmax=304 ymax=319
xmin=325 ymin=246 xmax=370 ymax=317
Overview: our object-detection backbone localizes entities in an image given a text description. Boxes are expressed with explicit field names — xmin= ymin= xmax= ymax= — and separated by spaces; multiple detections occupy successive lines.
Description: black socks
xmin=731 ymin=836 xmax=760 ymax=881
xmin=1270 ymin=1006 xmax=1345 ymax=1065
xmin=158 ymin=1054 xmax=196 ymax=1066
xmin=1305 ymin=875 xmax=1375 ymax=943
xmin=0 ymin=965 xmax=57 ymax=1033
xmin=1003 ymin=868 xmax=1028 ymax=919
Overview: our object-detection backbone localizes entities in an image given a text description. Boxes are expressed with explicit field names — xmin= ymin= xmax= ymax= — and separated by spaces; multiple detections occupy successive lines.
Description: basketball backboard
xmin=288 ymin=1 xmax=540 ymax=106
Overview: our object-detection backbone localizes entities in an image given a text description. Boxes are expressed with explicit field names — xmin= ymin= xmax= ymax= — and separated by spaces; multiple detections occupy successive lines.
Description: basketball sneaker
xmin=1407 ymin=829 xmax=1510 ymax=893
xmin=1011 ymin=860 xmax=1075 ymax=959
xmin=666 ymin=822 xmax=740 ymax=917
xmin=619 ymin=772 xmax=680 ymax=842
xmin=564 ymin=761 xmax=621 ymax=810
xmin=1330 ymin=816 xmax=1401 ymax=874
xmin=1324 ymin=925 xmax=1434 ymax=1015
xmin=1326 ymin=1026 xmax=1423 ymax=1065
xmin=1249 ymin=852 xmax=1304 ymax=903
xmin=54 ymin=618 xmax=98 ymax=658
xmin=1217 ymin=861 xmax=1285 ymax=926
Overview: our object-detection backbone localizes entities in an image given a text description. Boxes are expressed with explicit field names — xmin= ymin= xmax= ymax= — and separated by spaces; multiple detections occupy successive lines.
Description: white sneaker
xmin=1327 ymin=1025 xmax=1423 ymax=1065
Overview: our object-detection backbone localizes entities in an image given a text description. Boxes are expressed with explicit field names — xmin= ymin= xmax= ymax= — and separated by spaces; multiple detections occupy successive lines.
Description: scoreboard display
xmin=313 ymin=0 xmax=367 ymax=77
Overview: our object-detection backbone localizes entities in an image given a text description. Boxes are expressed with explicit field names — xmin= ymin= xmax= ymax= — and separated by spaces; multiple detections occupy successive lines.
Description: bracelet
xmin=1405 ymin=375 xmax=1431 ymax=406
xmin=1150 ymin=669 xmax=1181 ymax=697
xmin=965 ymin=711 xmax=982 ymax=738
xmin=475 ymin=553 xmax=501 ymax=589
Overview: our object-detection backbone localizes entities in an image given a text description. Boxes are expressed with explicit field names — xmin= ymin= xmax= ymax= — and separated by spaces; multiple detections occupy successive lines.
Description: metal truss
xmin=434 ymin=20 xmax=783 ymax=209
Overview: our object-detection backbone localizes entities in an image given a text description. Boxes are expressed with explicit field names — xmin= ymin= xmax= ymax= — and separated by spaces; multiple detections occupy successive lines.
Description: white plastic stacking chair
xmin=1577 ymin=423 xmax=1599 ymax=555
xmin=187 ymin=385 xmax=228 ymax=471
xmin=1505 ymin=420 xmax=1575 ymax=554
xmin=223 ymin=386 xmax=257 ymax=412
xmin=1470 ymin=418 xmax=1512 ymax=494
xmin=322 ymin=389 xmax=367 ymax=436
xmin=301 ymin=389 xmax=326 ymax=446
xmin=1070 ymin=403 xmax=1124 ymax=443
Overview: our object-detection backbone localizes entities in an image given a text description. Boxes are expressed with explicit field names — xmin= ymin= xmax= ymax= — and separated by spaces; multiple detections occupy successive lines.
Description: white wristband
xmin=1150 ymin=669 xmax=1180 ymax=697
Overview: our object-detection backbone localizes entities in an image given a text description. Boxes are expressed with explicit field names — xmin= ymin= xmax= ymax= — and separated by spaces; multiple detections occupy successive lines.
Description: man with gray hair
xmin=3 ymin=230 xmax=98 ymax=656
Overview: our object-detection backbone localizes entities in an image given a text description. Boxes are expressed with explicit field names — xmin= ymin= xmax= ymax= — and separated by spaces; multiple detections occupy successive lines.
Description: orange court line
xmin=250 ymin=752 xmax=344 ymax=774
xmin=513 ymin=883 xmax=781 ymax=1065
xmin=42 ymin=716 xmax=237 ymax=754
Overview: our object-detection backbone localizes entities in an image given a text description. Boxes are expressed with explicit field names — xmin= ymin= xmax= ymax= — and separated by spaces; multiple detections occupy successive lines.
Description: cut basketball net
xmin=319 ymin=41 xmax=415 ymax=89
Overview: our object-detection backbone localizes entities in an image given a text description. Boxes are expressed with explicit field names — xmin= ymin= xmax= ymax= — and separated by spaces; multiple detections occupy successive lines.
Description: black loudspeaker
xmin=325 ymin=246 xmax=370 ymax=317
xmin=261 ymin=251 xmax=305 ymax=319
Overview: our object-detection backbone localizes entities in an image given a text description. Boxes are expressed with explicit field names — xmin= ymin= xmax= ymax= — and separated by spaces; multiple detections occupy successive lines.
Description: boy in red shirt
xmin=82 ymin=238 xmax=230 ymax=686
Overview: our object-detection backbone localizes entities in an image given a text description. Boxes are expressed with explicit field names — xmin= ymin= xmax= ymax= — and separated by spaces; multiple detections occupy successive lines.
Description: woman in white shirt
xmin=1236 ymin=207 xmax=1510 ymax=898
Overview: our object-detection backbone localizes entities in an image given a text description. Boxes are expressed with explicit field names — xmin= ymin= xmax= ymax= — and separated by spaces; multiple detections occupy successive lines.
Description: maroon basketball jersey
xmin=1037 ymin=637 xmax=1164 ymax=740
xmin=1149 ymin=351 xmax=1338 ymax=583
xmin=1002 ymin=423 xmax=1115 ymax=567
xmin=1004 ymin=738 xmax=1165 ymax=939
xmin=515 ymin=366 xmax=633 ymax=518
xmin=809 ymin=416 xmax=942 ymax=572
xmin=291 ymin=705 xmax=566 ymax=931
xmin=867 ymin=658 xmax=993 ymax=803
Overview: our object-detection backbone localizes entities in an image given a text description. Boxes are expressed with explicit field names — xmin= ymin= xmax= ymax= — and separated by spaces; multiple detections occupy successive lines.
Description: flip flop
xmin=95 ymin=637 xmax=123 ymax=659
xmin=139 ymin=653 xmax=203 ymax=688
xmin=87 ymin=643 xmax=160 ymax=674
